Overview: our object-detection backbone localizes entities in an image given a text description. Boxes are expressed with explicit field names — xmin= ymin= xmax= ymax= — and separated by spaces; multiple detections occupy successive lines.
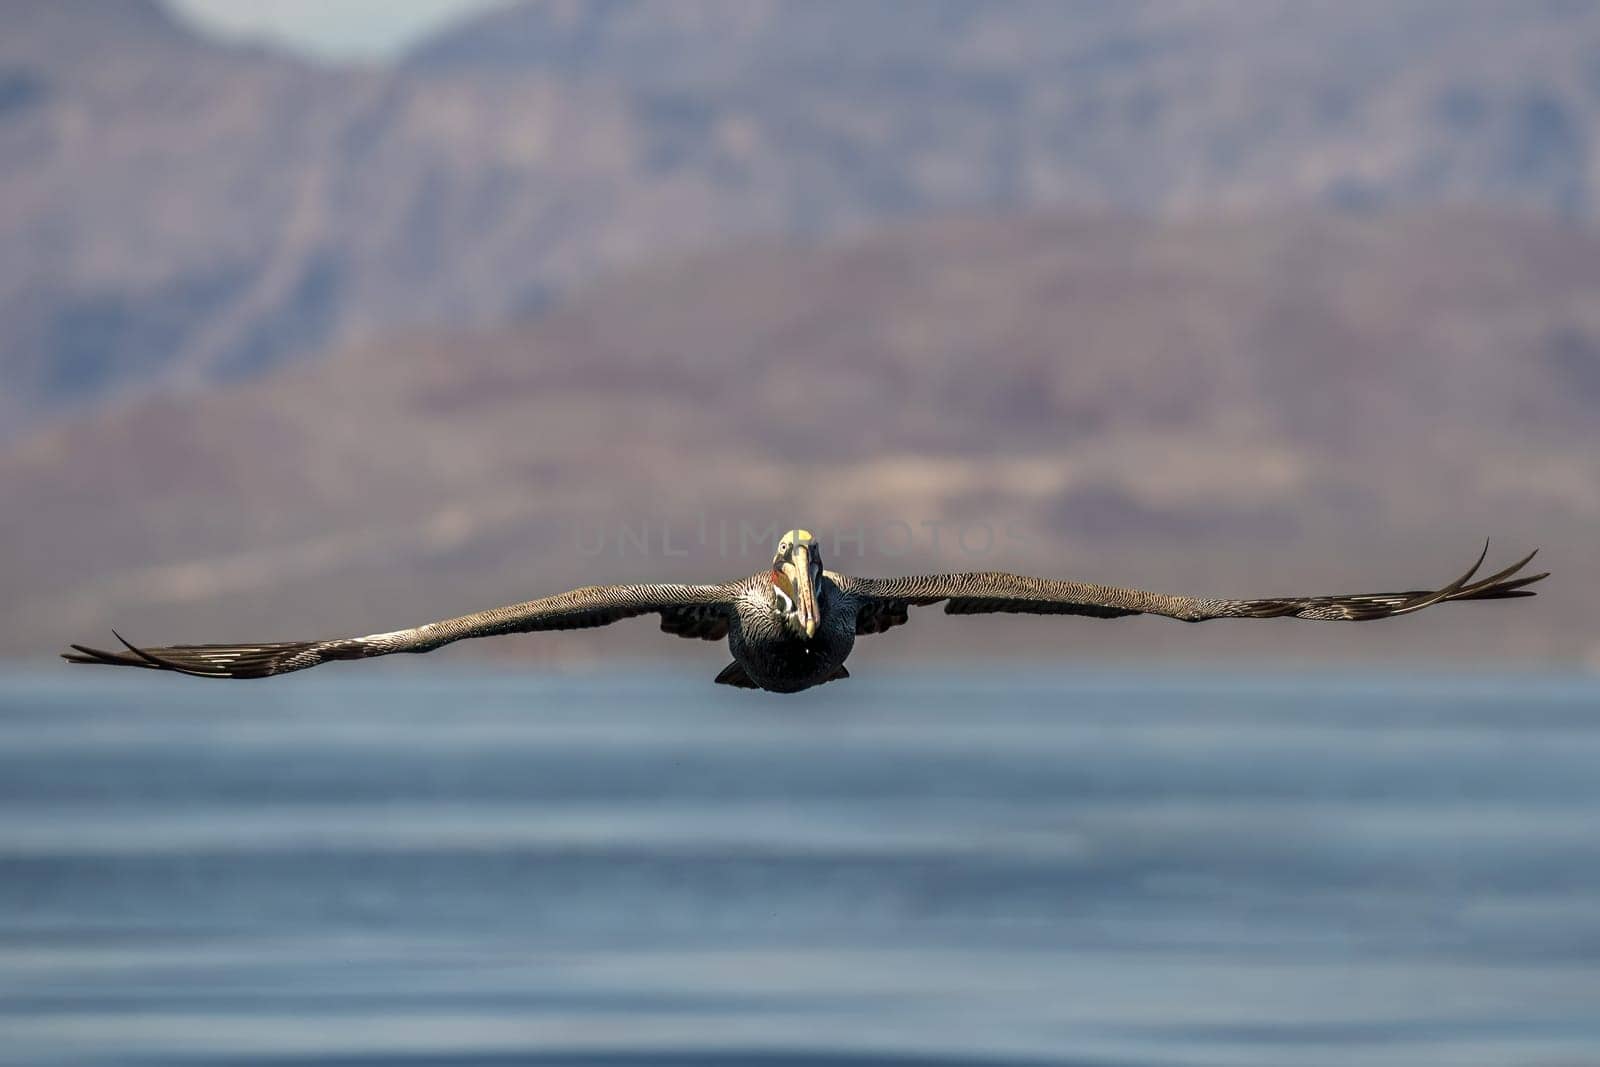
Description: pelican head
xmin=772 ymin=529 xmax=823 ymax=639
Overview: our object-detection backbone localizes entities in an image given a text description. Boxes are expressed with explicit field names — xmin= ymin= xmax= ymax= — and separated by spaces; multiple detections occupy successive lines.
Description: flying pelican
xmin=65 ymin=531 xmax=1544 ymax=693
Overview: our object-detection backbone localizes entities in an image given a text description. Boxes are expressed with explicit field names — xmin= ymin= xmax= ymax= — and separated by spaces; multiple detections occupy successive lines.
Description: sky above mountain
xmin=167 ymin=0 xmax=503 ymax=58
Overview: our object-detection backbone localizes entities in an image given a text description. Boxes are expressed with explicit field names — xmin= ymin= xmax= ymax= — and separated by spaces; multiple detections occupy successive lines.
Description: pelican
xmin=65 ymin=530 xmax=1544 ymax=693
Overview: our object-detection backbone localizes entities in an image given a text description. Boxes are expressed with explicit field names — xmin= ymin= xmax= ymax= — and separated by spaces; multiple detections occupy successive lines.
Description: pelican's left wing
xmin=838 ymin=543 xmax=1544 ymax=634
xmin=64 ymin=581 xmax=737 ymax=679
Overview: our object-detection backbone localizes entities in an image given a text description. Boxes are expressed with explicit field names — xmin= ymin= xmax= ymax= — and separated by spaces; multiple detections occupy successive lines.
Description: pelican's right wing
xmin=63 ymin=581 xmax=739 ymax=679
xmin=838 ymin=544 xmax=1544 ymax=634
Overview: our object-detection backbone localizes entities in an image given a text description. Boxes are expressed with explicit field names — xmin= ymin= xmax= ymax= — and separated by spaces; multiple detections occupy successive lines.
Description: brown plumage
xmin=64 ymin=533 xmax=1544 ymax=694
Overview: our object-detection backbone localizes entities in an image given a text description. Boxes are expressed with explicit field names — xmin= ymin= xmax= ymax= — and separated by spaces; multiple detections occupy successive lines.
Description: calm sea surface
xmin=0 ymin=668 xmax=1597 ymax=1067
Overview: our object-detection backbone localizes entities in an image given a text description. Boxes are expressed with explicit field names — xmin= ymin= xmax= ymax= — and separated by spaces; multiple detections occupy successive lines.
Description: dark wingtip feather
xmin=112 ymin=631 xmax=229 ymax=678
xmin=1483 ymin=571 xmax=1548 ymax=595
xmin=65 ymin=633 xmax=333 ymax=679
xmin=1241 ymin=542 xmax=1546 ymax=622
xmin=63 ymin=643 xmax=146 ymax=668
xmin=1387 ymin=541 xmax=1489 ymax=617
xmin=1393 ymin=544 xmax=1544 ymax=614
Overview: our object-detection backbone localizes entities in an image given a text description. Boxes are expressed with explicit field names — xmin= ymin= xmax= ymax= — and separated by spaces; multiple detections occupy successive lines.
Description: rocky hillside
xmin=5 ymin=0 xmax=1600 ymax=433
xmin=3 ymin=211 xmax=1591 ymax=667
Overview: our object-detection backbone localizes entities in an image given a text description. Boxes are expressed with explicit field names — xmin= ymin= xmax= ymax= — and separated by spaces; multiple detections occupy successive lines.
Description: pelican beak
xmin=792 ymin=544 xmax=820 ymax=639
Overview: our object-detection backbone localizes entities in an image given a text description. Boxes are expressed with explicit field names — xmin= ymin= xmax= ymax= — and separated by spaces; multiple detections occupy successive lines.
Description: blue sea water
xmin=0 ymin=668 xmax=1597 ymax=1067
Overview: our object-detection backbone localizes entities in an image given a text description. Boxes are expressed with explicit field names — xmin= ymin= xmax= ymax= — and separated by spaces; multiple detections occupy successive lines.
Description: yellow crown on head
xmin=781 ymin=529 xmax=816 ymax=547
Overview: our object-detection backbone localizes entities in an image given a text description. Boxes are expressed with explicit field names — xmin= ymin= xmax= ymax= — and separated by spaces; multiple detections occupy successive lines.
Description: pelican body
xmin=725 ymin=531 xmax=855 ymax=691
xmin=66 ymin=529 xmax=1544 ymax=693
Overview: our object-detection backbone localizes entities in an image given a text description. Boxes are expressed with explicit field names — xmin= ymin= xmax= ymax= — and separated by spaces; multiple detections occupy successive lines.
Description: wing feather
xmin=840 ymin=543 xmax=1544 ymax=632
xmin=64 ymin=582 xmax=736 ymax=679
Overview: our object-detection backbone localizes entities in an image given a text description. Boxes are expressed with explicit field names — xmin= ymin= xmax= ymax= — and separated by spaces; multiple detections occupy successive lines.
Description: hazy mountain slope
xmin=5 ymin=0 xmax=1600 ymax=434
xmin=0 ymin=1 xmax=719 ymax=431
xmin=0 ymin=1 xmax=368 ymax=424
xmin=3 ymin=211 xmax=1592 ymax=665
xmin=412 ymin=0 xmax=1600 ymax=219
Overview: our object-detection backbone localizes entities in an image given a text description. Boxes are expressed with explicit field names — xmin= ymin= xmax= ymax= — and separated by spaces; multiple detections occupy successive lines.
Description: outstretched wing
xmin=63 ymin=582 xmax=736 ymax=679
xmin=838 ymin=543 xmax=1544 ymax=634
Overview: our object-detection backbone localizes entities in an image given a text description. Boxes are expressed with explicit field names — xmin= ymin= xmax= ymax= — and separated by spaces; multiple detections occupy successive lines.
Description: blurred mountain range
xmin=5 ymin=0 xmax=1600 ymax=433
xmin=3 ymin=1 xmax=1597 ymax=666
xmin=4 ymin=210 xmax=1592 ymax=664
